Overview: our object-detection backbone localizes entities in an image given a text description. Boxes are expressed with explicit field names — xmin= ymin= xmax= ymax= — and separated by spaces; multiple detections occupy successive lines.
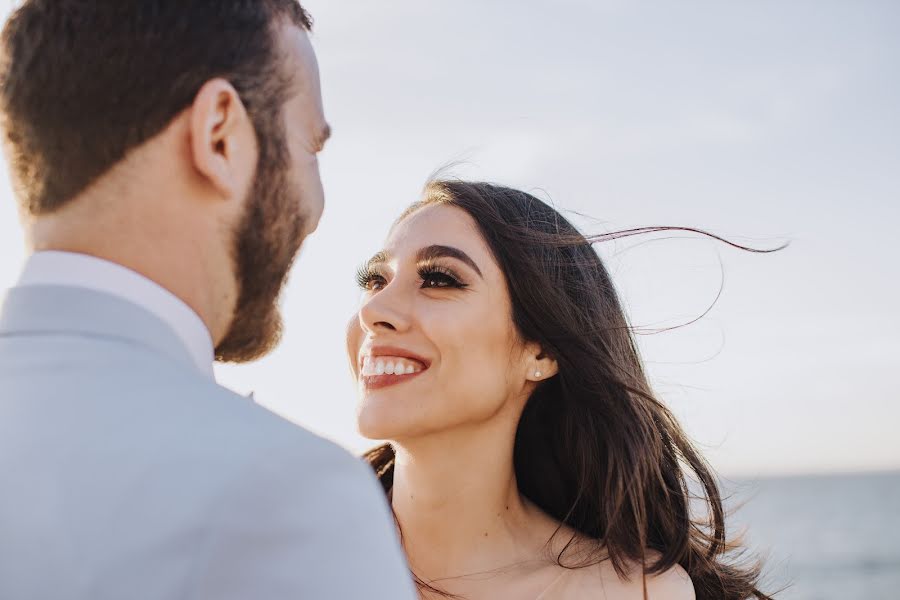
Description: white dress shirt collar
xmin=17 ymin=251 xmax=215 ymax=379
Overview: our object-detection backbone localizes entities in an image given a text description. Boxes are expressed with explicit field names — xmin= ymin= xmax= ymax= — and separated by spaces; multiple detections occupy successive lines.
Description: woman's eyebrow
xmin=416 ymin=245 xmax=483 ymax=278
xmin=365 ymin=246 xmax=483 ymax=278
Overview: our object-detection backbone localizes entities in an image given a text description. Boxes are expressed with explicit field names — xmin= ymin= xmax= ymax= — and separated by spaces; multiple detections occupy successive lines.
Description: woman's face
xmin=347 ymin=203 xmax=533 ymax=442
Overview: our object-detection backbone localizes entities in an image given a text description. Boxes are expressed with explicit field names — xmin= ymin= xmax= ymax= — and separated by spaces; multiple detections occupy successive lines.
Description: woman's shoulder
xmin=642 ymin=561 xmax=695 ymax=600
xmin=542 ymin=551 xmax=695 ymax=600
xmin=531 ymin=514 xmax=694 ymax=599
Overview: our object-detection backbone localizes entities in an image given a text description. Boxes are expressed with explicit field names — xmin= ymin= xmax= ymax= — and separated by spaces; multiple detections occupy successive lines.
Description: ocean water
xmin=726 ymin=471 xmax=900 ymax=600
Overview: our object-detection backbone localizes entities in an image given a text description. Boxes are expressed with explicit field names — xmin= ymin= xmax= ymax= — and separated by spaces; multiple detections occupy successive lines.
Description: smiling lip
xmin=358 ymin=345 xmax=431 ymax=391
xmin=360 ymin=370 xmax=427 ymax=390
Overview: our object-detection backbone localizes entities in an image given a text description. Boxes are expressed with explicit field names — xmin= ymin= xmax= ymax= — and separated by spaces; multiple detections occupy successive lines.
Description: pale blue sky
xmin=1 ymin=0 xmax=897 ymax=476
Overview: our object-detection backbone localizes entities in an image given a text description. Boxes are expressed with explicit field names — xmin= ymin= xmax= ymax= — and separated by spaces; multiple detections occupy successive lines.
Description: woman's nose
xmin=358 ymin=281 xmax=412 ymax=334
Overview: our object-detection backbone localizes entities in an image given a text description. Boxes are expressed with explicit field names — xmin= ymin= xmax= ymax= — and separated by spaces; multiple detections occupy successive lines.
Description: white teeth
xmin=360 ymin=355 xmax=425 ymax=377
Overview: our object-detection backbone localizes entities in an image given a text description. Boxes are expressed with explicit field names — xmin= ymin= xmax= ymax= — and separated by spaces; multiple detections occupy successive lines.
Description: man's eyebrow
xmin=416 ymin=245 xmax=483 ymax=278
xmin=316 ymin=123 xmax=332 ymax=151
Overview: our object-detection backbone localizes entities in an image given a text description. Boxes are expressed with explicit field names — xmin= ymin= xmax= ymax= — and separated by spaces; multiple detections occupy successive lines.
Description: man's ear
xmin=525 ymin=342 xmax=559 ymax=382
xmin=189 ymin=78 xmax=256 ymax=199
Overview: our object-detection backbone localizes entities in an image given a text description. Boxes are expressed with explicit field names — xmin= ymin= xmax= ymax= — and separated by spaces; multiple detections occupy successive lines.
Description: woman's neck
xmin=391 ymin=418 xmax=554 ymax=582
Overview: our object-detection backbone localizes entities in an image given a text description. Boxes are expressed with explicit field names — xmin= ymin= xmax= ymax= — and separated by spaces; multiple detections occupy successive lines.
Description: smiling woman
xmin=346 ymin=179 xmax=775 ymax=600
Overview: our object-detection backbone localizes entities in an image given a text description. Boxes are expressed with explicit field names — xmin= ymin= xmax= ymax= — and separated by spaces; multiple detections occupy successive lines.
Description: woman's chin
xmin=356 ymin=420 xmax=389 ymax=441
xmin=356 ymin=403 xmax=406 ymax=441
xmin=356 ymin=399 xmax=434 ymax=442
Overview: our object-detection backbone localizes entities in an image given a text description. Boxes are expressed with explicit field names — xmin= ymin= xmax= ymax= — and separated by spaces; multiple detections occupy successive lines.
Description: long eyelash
xmin=417 ymin=263 xmax=469 ymax=288
xmin=355 ymin=264 xmax=383 ymax=289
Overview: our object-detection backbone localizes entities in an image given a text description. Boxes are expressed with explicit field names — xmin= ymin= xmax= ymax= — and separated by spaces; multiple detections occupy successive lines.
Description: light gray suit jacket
xmin=0 ymin=284 xmax=416 ymax=600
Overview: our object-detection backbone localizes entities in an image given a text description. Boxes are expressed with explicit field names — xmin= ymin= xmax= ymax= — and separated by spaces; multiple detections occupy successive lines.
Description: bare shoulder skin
xmin=563 ymin=552 xmax=696 ymax=600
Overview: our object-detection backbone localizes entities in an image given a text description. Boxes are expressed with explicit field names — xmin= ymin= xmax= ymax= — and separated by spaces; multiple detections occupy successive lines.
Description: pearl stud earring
xmin=535 ymin=371 xmax=542 ymax=378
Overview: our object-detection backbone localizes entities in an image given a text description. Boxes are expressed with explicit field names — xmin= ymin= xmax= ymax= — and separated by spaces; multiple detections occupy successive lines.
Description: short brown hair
xmin=0 ymin=1 xmax=311 ymax=215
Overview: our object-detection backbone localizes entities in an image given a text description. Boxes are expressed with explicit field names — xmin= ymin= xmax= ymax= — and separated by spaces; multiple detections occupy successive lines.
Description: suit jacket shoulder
xmin=0 ymin=288 xmax=416 ymax=600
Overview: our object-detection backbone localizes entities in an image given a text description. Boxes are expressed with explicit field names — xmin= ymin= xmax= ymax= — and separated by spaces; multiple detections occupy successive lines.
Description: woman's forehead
xmin=386 ymin=204 xmax=486 ymax=257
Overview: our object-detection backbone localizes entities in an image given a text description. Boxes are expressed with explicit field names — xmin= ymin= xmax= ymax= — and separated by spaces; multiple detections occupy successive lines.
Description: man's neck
xmin=29 ymin=203 xmax=235 ymax=347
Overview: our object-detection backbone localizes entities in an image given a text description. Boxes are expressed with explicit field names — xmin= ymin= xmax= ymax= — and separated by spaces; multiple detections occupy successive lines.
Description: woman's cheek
xmin=443 ymin=348 xmax=516 ymax=423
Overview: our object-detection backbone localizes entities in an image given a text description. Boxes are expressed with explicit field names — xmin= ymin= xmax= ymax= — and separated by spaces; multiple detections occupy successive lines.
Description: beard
xmin=213 ymin=124 xmax=308 ymax=363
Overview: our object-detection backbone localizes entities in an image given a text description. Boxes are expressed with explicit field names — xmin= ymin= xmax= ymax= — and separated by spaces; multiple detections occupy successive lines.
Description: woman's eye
xmin=356 ymin=267 xmax=386 ymax=291
xmin=420 ymin=270 xmax=463 ymax=289
xmin=365 ymin=278 xmax=386 ymax=291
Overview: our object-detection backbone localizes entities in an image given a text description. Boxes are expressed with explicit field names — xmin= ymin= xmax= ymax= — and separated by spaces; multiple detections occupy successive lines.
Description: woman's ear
xmin=525 ymin=342 xmax=559 ymax=382
xmin=189 ymin=78 xmax=256 ymax=200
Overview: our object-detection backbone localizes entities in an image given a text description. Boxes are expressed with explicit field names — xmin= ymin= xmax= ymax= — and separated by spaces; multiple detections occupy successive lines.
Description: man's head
xmin=0 ymin=1 xmax=330 ymax=362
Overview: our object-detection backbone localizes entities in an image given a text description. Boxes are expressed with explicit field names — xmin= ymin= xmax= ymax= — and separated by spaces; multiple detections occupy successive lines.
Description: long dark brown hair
xmin=365 ymin=179 xmax=780 ymax=599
